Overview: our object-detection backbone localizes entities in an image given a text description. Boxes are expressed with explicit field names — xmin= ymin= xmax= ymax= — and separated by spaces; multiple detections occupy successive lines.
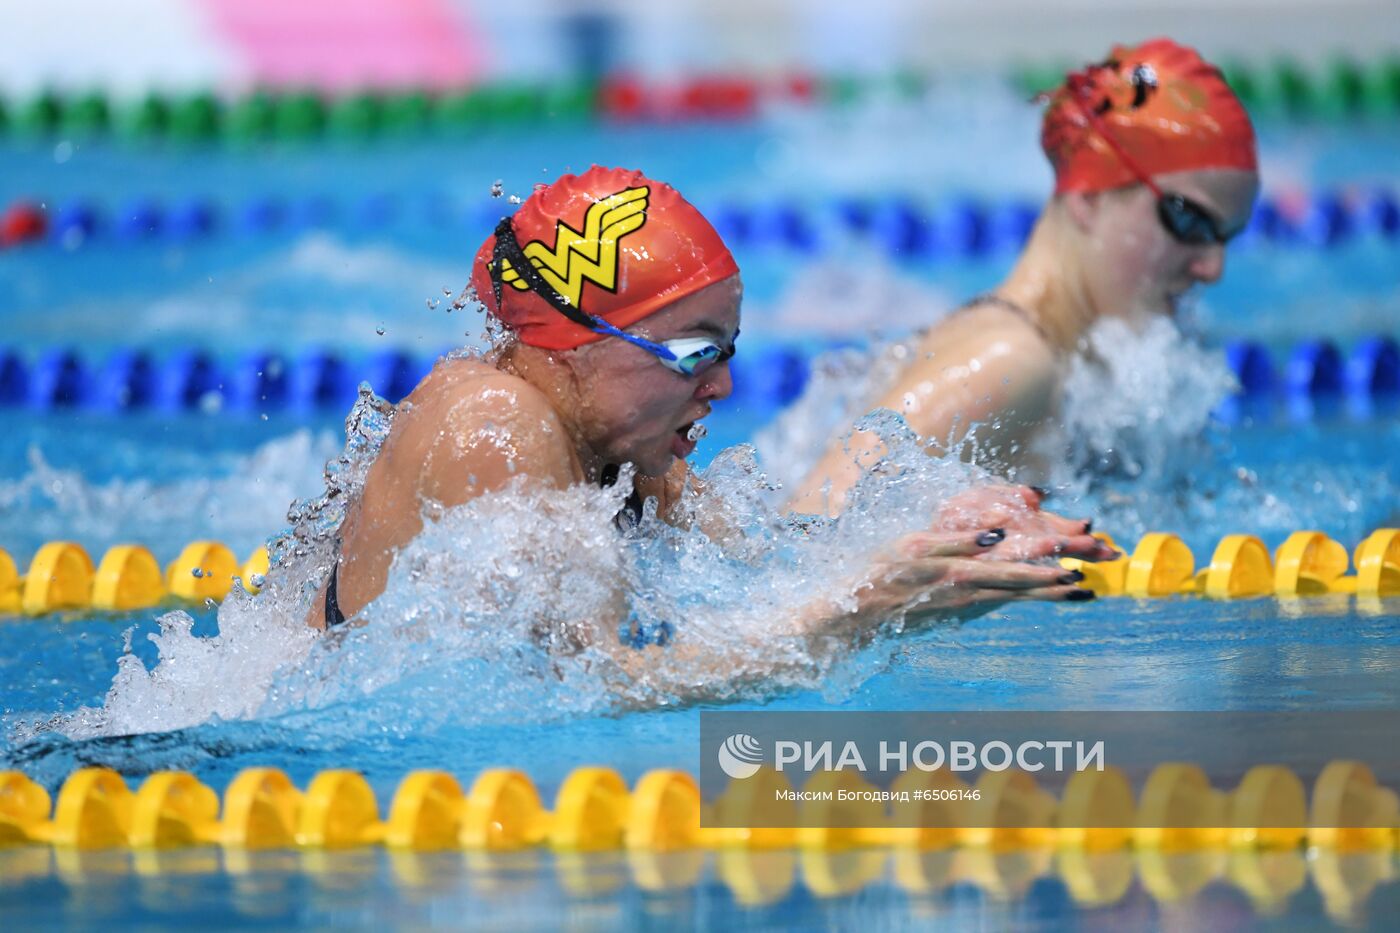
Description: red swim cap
xmin=471 ymin=166 xmax=739 ymax=351
xmin=1041 ymin=38 xmax=1257 ymax=195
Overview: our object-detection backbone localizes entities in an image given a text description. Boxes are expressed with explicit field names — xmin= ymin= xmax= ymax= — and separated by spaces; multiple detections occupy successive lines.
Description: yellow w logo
xmin=499 ymin=185 xmax=650 ymax=309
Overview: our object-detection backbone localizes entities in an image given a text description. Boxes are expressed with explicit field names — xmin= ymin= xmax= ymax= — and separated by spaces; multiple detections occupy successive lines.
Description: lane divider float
xmin=2 ymin=528 xmax=1395 ymax=618
xmin=0 ymin=334 xmax=1395 ymax=415
xmin=1230 ymin=335 xmax=1400 ymax=396
xmin=0 ymin=825 xmax=1392 ymax=912
xmin=1060 ymin=528 xmax=1400 ymax=600
xmin=4 ymin=186 xmax=1397 ymax=255
xmin=0 ymin=541 xmax=268 ymax=615
xmin=0 ymin=345 xmax=816 ymax=410
xmin=0 ymin=760 xmax=1394 ymax=853
xmin=3 ymin=52 xmax=1397 ymax=148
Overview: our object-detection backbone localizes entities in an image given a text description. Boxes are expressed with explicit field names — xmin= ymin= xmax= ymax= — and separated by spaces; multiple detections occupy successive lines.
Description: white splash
xmin=1034 ymin=315 xmax=1238 ymax=486
xmin=0 ymin=430 xmax=340 ymax=559
xmin=753 ymin=337 xmax=919 ymax=493
xmin=40 ymin=393 xmax=986 ymax=741
xmin=758 ymin=314 xmax=1238 ymax=497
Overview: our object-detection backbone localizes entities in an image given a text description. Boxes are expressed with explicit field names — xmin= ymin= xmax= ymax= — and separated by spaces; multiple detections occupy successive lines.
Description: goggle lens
xmin=660 ymin=337 xmax=737 ymax=376
xmin=1157 ymin=194 xmax=1227 ymax=246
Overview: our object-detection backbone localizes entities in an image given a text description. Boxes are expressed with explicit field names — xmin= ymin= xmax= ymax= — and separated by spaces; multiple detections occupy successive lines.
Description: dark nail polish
xmin=1082 ymin=519 xmax=1093 ymax=533
xmin=1065 ymin=588 xmax=1095 ymax=601
xmin=1059 ymin=570 xmax=1085 ymax=584
xmin=1030 ymin=485 xmax=1050 ymax=499
xmin=977 ymin=528 xmax=1006 ymax=547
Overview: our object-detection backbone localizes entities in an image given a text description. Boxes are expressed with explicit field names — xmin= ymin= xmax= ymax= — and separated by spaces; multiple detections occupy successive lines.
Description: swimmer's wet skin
xmin=314 ymin=166 xmax=1112 ymax=689
xmin=786 ymin=38 xmax=1261 ymax=517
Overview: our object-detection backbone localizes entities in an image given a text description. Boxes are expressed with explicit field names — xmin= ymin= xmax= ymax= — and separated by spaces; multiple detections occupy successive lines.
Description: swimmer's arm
xmin=881 ymin=331 xmax=1057 ymax=461
xmin=598 ymin=522 xmax=1100 ymax=705
xmin=332 ymin=377 xmax=582 ymax=621
xmin=785 ymin=329 xmax=1057 ymax=516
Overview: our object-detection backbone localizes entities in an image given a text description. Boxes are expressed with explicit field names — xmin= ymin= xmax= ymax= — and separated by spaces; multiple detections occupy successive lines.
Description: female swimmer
xmin=788 ymin=39 xmax=1260 ymax=516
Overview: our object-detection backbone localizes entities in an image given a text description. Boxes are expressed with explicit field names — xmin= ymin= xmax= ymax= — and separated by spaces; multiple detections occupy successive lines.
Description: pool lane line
xmin=4 ymin=187 xmax=1397 ymax=256
xmin=1 ymin=760 xmax=1395 ymax=858
xmin=1 ymin=336 xmax=1397 ymax=415
xmin=4 ymin=54 xmax=1399 ymax=146
xmin=2 ymin=529 xmax=1398 ymax=617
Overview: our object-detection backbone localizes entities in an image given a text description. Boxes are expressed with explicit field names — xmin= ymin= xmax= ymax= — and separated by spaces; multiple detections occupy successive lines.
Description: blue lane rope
xmin=13 ymin=188 xmax=1400 ymax=257
xmin=0 ymin=337 xmax=1395 ymax=415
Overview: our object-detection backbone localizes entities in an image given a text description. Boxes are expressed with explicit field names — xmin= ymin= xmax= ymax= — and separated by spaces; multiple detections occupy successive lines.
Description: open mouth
xmin=676 ymin=407 xmax=711 ymax=441
xmin=670 ymin=419 xmax=708 ymax=459
xmin=677 ymin=421 xmax=705 ymax=442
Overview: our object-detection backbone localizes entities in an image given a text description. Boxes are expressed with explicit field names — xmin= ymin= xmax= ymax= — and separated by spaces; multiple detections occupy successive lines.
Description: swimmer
xmin=788 ymin=39 xmax=1260 ymax=516
xmin=312 ymin=167 xmax=1114 ymax=672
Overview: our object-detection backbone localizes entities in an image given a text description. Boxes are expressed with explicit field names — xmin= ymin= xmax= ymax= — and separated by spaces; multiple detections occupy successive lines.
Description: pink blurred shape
xmin=201 ymin=0 xmax=480 ymax=90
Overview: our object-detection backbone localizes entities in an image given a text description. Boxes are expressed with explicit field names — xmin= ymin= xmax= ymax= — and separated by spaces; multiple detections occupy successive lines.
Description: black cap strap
xmin=489 ymin=217 xmax=601 ymax=332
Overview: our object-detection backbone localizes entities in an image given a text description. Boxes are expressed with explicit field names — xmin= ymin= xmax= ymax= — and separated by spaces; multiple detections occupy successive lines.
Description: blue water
xmin=3 ymin=845 xmax=1396 ymax=931
xmin=2 ymin=88 xmax=1399 ymax=930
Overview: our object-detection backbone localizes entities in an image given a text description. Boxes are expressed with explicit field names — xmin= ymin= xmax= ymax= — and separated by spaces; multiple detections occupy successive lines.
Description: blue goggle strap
xmin=492 ymin=217 xmax=729 ymax=376
xmin=588 ymin=322 xmax=726 ymax=376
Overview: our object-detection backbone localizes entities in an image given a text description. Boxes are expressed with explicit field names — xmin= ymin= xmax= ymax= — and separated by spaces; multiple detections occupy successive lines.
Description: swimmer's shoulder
xmin=399 ymin=357 xmax=555 ymax=427
xmin=909 ymin=301 xmax=1055 ymax=371
xmin=888 ymin=299 xmax=1059 ymax=420
xmin=397 ymin=356 xmax=581 ymax=494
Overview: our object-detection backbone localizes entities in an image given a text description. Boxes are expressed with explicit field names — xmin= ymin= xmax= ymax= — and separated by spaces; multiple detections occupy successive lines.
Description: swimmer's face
xmin=567 ymin=276 xmax=741 ymax=476
xmin=1074 ymin=168 xmax=1259 ymax=319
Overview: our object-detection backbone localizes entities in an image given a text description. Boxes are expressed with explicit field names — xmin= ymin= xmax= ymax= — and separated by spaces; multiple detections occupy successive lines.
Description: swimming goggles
xmin=1063 ymin=74 xmax=1234 ymax=247
xmin=489 ymin=218 xmax=737 ymax=377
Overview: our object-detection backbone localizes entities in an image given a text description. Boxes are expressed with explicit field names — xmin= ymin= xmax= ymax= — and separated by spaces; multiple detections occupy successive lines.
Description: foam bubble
xmin=33 ymin=390 xmax=988 ymax=742
xmin=0 ymin=430 xmax=340 ymax=560
xmin=1034 ymin=315 xmax=1237 ymax=486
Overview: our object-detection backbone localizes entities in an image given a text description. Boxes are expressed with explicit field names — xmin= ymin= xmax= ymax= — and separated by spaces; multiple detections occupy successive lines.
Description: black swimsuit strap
xmin=325 ymin=563 xmax=347 ymax=627
xmin=957 ymin=293 xmax=1053 ymax=344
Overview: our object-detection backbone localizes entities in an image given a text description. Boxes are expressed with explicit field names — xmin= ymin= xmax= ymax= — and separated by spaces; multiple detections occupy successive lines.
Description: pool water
xmin=3 ymin=845 xmax=1397 ymax=931
xmin=2 ymin=84 xmax=1399 ymax=930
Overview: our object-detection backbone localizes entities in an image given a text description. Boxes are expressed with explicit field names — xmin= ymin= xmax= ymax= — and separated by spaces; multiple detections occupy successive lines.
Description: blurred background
xmin=3 ymin=0 xmax=1399 ymax=89
xmin=0 ymin=0 xmax=1397 ymax=557
xmin=4 ymin=10 xmax=1400 ymax=930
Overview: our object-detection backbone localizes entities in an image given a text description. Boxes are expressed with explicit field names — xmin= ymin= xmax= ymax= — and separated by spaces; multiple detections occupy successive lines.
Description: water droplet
xmin=191 ymin=567 xmax=204 ymax=578
xmin=490 ymin=180 xmax=504 ymax=198
xmin=452 ymin=284 xmax=476 ymax=310
xmin=508 ymin=195 xmax=522 ymax=205
xmin=376 ymin=326 xmax=386 ymax=336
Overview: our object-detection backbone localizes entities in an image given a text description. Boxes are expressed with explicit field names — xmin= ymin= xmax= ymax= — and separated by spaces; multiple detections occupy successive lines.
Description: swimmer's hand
xmin=930 ymin=484 xmax=1116 ymax=563
xmin=800 ymin=525 xmax=1096 ymax=658
xmin=858 ymin=528 xmax=1095 ymax=618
